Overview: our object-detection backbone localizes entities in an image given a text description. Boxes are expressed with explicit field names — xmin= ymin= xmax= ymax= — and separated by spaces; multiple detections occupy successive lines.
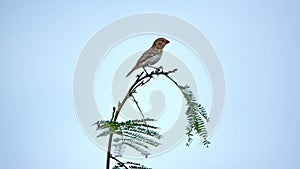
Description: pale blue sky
xmin=1 ymin=0 xmax=300 ymax=169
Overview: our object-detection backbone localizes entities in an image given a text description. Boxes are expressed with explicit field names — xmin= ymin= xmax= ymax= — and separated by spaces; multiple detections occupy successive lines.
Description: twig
xmin=110 ymin=153 xmax=129 ymax=169
xmin=130 ymin=94 xmax=148 ymax=128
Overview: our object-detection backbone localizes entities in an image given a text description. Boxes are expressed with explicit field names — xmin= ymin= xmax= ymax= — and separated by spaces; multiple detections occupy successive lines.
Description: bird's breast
xmin=148 ymin=52 xmax=162 ymax=65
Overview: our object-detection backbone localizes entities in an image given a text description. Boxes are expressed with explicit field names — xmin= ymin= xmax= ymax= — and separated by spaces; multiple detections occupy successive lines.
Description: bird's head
xmin=152 ymin=37 xmax=170 ymax=49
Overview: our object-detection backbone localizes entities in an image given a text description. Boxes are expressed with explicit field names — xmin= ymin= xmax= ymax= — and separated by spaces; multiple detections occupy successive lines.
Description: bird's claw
xmin=155 ymin=66 xmax=163 ymax=73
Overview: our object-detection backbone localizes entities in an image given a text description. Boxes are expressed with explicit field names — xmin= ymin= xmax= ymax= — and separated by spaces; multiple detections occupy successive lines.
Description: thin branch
xmin=111 ymin=107 xmax=116 ymax=122
xmin=130 ymin=94 xmax=147 ymax=126
xmin=110 ymin=153 xmax=129 ymax=169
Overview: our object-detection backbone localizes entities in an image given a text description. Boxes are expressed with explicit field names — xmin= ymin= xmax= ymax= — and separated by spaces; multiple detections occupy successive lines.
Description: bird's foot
xmin=155 ymin=66 xmax=163 ymax=73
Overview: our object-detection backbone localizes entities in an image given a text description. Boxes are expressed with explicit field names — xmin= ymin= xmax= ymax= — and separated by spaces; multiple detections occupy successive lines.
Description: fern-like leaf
xmin=179 ymin=85 xmax=210 ymax=147
xmin=94 ymin=118 xmax=162 ymax=157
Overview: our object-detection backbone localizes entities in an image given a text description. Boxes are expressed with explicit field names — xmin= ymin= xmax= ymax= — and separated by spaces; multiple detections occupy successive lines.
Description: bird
xmin=126 ymin=37 xmax=170 ymax=77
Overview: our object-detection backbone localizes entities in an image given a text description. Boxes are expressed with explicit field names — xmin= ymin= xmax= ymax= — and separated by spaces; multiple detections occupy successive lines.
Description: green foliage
xmin=94 ymin=118 xmax=162 ymax=158
xmin=179 ymin=85 xmax=210 ymax=147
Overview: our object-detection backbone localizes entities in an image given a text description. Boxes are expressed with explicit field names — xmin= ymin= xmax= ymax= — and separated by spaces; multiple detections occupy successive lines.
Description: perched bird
xmin=126 ymin=37 xmax=170 ymax=77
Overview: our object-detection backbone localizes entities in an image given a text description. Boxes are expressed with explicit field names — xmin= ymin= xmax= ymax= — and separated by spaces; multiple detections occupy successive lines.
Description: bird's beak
xmin=166 ymin=39 xmax=170 ymax=44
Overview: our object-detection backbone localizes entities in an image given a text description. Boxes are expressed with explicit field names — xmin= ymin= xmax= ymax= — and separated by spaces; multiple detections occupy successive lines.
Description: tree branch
xmin=106 ymin=69 xmax=178 ymax=169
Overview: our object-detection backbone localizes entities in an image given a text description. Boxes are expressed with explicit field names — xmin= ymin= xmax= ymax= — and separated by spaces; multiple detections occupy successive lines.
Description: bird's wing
xmin=137 ymin=47 xmax=158 ymax=64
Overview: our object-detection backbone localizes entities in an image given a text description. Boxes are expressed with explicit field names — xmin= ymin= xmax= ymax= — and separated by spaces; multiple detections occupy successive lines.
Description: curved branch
xmin=106 ymin=69 xmax=177 ymax=169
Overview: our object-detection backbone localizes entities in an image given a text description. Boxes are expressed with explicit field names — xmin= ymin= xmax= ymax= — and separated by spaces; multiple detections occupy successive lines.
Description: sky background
xmin=1 ymin=0 xmax=300 ymax=169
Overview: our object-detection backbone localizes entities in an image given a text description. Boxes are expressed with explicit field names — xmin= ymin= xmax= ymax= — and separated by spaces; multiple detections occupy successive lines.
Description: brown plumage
xmin=126 ymin=37 xmax=170 ymax=77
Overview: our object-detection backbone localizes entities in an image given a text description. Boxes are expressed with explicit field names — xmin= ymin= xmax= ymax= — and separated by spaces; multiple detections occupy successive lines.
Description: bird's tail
xmin=126 ymin=66 xmax=138 ymax=77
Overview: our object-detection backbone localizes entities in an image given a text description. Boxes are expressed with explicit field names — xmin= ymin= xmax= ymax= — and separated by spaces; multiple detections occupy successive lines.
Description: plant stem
xmin=105 ymin=69 xmax=177 ymax=169
xmin=106 ymin=92 xmax=130 ymax=169
xmin=106 ymin=134 xmax=113 ymax=169
xmin=106 ymin=73 xmax=145 ymax=169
